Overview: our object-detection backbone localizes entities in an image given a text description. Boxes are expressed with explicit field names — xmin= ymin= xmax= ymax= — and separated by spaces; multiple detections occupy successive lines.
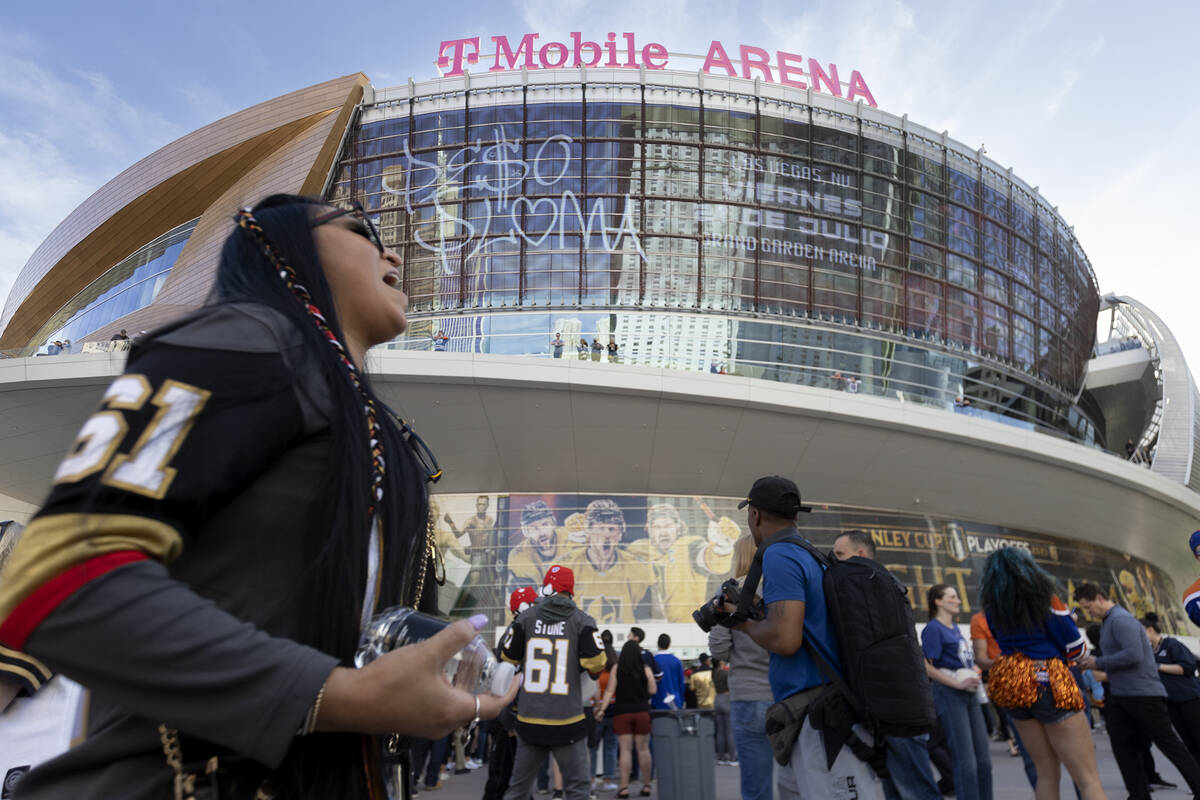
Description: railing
xmin=4 ymin=318 xmax=1110 ymax=451
xmin=379 ymin=314 xmax=1101 ymax=447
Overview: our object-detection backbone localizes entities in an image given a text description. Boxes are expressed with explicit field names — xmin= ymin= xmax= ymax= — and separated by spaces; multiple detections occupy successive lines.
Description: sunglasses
xmin=380 ymin=404 xmax=442 ymax=484
xmin=311 ymin=200 xmax=386 ymax=255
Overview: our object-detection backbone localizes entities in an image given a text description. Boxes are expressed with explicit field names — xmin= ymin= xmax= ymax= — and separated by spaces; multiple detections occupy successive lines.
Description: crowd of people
xmin=2 ymin=193 xmax=1200 ymax=800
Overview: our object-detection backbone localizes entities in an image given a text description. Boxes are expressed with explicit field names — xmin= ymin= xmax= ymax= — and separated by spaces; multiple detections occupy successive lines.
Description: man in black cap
xmin=729 ymin=476 xmax=880 ymax=799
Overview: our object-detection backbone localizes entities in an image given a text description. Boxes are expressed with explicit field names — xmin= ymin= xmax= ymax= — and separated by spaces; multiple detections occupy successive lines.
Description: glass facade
xmin=433 ymin=491 xmax=1185 ymax=639
xmin=329 ymin=77 xmax=1102 ymax=445
xmin=30 ymin=219 xmax=198 ymax=353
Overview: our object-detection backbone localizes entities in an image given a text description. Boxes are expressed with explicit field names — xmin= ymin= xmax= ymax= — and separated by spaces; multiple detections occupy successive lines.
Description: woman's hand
xmin=593 ymin=704 xmax=606 ymax=721
xmin=316 ymin=617 xmax=520 ymax=739
xmin=957 ymin=674 xmax=981 ymax=692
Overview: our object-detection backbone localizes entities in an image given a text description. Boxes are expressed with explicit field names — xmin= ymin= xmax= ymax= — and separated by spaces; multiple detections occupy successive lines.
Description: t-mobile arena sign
xmin=437 ymin=33 xmax=876 ymax=107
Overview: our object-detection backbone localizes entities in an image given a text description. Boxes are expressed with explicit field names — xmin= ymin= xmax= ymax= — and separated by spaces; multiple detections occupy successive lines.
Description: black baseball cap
xmin=737 ymin=476 xmax=811 ymax=516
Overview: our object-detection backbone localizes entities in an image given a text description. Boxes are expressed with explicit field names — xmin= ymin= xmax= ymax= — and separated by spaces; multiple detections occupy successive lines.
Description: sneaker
xmin=439 ymin=772 xmax=450 ymax=782
xmin=553 ymin=791 xmax=564 ymax=799
xmin=601 ymin=782 xmax=619 ymax=791
xmin=537 ymin=788 xmax=550 ymax=795
xmin=454 ymin=768 xmax=470 ymax=775
xmin=727 ymin=760 xmax=738 ymax=767
xmin=424 ymin=783 xmax=442 ymax=791
xmin=465 ymin=759 xmax=482 ymax=770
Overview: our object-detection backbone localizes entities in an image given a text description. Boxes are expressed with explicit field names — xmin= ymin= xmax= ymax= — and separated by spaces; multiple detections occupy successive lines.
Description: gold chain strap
xmin=158 ymin=724 xmax=198 ymax=800
xmin=157 ymin=723 xmax=274 ymax=800
xmin=412 ymin=510 xmax=433 ymax=604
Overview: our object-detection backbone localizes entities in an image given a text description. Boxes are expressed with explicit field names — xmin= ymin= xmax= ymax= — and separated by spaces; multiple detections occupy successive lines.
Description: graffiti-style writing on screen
xmin=388 ymin=129 xmax=646 ymax=277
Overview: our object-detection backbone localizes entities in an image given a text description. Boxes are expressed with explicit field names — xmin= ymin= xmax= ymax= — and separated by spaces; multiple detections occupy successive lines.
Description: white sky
xmin=1 ymin=0 xmax=1197 ymax=367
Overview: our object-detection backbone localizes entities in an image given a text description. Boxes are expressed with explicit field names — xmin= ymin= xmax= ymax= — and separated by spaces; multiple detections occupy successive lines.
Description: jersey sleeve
xmin=0 ymin=305 xmax=317 ymax=648
xmin=0 ymin=305 xmax=338 ymax=766
xmin=500 ymin=617 xmax=527 ymax=665
xmin=1184 ymin=578 xmax=1200 ymax=629
xmin=1046 ymin=610 xmax=1087 ymax=660
xmin=578 ymin=619 xmax=606 ymax=675
xmin=0 ymin=643 xmax=53 ymax=696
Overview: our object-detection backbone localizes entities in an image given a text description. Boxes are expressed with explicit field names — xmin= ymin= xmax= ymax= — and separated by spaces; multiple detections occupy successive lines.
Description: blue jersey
xmin=652 ymin=652 xmax=685 ymax=709
xmin=987 ymin=600 xmax=1085 ymax=661
xmin=760 ymin=536 xmax=841 ymax=700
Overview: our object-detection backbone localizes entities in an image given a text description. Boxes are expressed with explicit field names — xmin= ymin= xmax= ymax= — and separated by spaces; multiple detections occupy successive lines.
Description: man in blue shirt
xmin=652 ymin=634 xmax=685 ymax=710
xmin=728 ymin=476 xmax=880 ymax=800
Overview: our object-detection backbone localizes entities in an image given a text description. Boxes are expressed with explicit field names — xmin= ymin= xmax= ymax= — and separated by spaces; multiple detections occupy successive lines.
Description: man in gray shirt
xmin=1076 ymin=582 xmax=1200 ymax=799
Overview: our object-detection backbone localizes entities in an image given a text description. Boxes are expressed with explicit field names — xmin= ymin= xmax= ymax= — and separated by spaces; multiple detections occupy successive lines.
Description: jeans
xmin=599 ymin=717 xmax=618 ymax=779
xmin=411 ymin=735 xmax=450 ymax=788
xmin=931 ymin=683 xmax=992 ymax=800
xmin=730 ymin=700 xmax=773 ymax=800
xmin=474 ymin=723 xmax=490 ymax=763
xmin=881 ymin=735 xmax=940 ymax=800
xmin=1108 ymin=694 xmax=1200 ymax=799
xmin=714 ymin=694 xmax=736 ymax=761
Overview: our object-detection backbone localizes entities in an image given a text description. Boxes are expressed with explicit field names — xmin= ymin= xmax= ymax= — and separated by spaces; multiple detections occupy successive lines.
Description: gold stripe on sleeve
xmin=0 ymin=513 xmax=183 ymax=622
xmin=580 ymin=652 xmax=607 ymax=674
xmin=0 ymin=659 xmax=44 ymax=691
xmin=0 ymin=643 xmax=52 ymax=681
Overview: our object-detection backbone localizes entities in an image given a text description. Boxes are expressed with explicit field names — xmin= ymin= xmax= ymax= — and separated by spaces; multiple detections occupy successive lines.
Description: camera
xmin=692 ymin=578 xmax=762 ymax=632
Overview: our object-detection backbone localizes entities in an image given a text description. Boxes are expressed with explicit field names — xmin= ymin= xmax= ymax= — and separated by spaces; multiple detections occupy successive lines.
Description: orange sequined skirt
xmin=987 ymin=653 xmax=1084 ymax=711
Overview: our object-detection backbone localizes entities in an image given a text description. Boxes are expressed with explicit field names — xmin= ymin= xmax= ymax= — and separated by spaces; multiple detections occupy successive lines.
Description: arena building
xmin=2 ymin=58 xmax=1198 ymax=648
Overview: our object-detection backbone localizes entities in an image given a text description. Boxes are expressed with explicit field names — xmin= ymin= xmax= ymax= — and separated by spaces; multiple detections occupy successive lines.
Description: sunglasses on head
xmin=310 ymin=200 xmax=386 ymax=255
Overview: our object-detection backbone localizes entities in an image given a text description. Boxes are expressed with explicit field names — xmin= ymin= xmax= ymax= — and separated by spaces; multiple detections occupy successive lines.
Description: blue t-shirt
xmin=760 ymin=537 xmax=841 ymax=700
xmin=653 ymin=652 xmax=685 ymax=709
xmin=921 ymin=619 xmax=973 ymax=670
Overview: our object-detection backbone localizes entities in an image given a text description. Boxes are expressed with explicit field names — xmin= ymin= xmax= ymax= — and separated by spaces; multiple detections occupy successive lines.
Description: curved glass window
xmin=333 ymin=78 xmax=1102 ymax=443
xmin=31 ymin=219 xmax=197 ymax=352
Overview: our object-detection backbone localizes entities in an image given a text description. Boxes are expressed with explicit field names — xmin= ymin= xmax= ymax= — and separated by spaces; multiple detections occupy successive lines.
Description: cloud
xmin=0 ymin=31 xmax=184 ymax=319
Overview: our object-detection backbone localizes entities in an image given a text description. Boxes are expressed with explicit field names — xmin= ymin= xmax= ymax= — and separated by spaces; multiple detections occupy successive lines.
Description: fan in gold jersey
xmin=627 ymin=502 xmax=741 ymax=623
xmin=564 ymin=499 xmax=663 ymax=625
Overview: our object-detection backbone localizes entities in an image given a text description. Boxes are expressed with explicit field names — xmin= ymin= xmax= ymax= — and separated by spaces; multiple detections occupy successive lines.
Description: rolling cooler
xmin=650 ymin=709 xmax=715 ymax=800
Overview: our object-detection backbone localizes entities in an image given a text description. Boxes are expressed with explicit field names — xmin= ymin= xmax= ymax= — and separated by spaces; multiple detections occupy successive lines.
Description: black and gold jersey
xmin=0 ymin=303 xmax=410 ymax=798
xmin=500 ymin=593 xmax=605 ymax=746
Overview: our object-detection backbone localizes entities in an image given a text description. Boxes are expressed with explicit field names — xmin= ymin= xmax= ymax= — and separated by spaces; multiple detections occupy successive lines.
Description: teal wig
xmin=979 ymin=546 xmax=1056 ymax=636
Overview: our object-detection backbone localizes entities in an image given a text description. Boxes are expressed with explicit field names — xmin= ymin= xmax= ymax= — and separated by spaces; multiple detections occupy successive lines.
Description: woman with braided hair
xmin=979 ymin=547 xmax=1105 ymax=800
xmin=0 ymin=195 xmax=518 ymax=799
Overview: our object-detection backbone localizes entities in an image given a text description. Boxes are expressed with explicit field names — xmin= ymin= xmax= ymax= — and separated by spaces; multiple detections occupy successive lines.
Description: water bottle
xmin=355 ymin=607 xmax=516 ymax=696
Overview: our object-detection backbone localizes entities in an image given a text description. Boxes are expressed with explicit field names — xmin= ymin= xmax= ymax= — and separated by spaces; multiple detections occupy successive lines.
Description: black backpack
xmin=741 ymin=531 xmax=936 ymax=740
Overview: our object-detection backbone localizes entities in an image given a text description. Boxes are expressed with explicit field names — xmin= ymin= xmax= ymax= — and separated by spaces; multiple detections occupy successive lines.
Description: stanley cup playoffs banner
xmin=431 ymin=493 xmax=1189 ymax=635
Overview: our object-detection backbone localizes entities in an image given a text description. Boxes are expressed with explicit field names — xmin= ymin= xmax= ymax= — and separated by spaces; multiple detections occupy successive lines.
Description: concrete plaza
xmin=421 ymin=726 xmax=1191 ymax=800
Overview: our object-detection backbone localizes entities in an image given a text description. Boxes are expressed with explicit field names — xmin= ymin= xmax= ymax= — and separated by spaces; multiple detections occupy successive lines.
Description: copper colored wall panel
xmin=1 ymin=74 xmax=368 ymax=348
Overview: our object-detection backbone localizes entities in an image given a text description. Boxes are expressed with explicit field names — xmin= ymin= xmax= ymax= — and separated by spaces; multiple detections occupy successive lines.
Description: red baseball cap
xmin=542 ymin=564 xmax=575 ymax=596
xmin=510 ymin=586 xmax=538 ymax=614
